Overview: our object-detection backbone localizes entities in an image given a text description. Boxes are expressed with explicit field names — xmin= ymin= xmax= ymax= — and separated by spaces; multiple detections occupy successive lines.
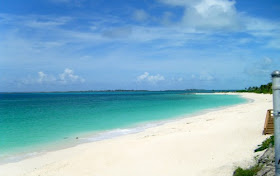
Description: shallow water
xmin=0 ymin=91 xmax=246 ymax=161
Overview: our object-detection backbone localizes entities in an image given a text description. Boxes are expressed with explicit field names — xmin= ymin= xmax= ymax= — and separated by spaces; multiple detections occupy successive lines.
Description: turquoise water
xmin=0 ymin=91 xmax=246 ymax=160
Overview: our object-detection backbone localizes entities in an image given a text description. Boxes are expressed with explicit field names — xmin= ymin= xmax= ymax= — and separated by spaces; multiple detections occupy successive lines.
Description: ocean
xmin=0 ymin=91 xmax=247 ymax=162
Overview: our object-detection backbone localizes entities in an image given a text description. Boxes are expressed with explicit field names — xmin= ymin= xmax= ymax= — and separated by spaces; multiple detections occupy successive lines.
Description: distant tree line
xmin=237 ymin=82 xmax=272 ymax=94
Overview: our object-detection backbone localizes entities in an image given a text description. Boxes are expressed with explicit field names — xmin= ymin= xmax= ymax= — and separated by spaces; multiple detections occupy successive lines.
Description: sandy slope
xmin=0 ymin=93 xmax=272 ymax=176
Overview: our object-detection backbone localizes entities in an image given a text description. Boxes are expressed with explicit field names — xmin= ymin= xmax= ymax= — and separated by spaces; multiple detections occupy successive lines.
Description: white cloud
xmin=188 ymin=0 xmax=240 ymax=30
xmin=1 ymin=3 xmax=279 ymax=52
xmin=1 ymin=0 xmax=279 ymax=71
xmin=37 ymin=71 xmax=56 ymax=83
xmin=38 ymin=71 xmax=47 ymax=83
xmin=59 ymin=68 xmax=85 ymax=84
xmin=160 ymin=0 xmax=241 ymax=31
xmin=159 ymin=0 xmax=280 ymax=35
xmin=21 ymin=69 xmax=85 ymax=85
xmin=137 ymin=72 xmax=149 ymax=81
xmin=137 ymin=72 xmax=165 ymax=84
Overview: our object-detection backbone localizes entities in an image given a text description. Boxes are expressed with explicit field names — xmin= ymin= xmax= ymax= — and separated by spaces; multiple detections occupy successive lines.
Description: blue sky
xmin=0 ymin=0 xmax=280 ymax=91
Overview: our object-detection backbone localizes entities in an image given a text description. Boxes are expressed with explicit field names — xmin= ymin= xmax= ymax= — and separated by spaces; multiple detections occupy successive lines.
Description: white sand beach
xmin=0 ymin=93 xmax=273 ymax=176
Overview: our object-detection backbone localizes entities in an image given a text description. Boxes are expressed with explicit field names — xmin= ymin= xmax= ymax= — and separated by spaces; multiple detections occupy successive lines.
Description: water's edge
xmin=0 ymin=93 xmax=250 ymax=165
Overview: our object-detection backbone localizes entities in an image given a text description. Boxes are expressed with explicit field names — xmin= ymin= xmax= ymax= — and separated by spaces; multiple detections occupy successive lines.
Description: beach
xmin=0 ymin=93 xmax=272 ymax=176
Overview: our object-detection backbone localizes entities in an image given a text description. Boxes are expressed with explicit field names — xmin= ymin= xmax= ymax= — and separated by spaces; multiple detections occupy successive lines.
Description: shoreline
xmin=0 ymin=93 xmax=247 ymax=165
xmin=0 ymin=93 xmax=272 ymax=176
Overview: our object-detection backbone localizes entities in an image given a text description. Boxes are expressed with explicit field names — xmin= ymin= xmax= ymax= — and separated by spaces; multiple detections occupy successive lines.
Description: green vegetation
xmin=237 ymin=82 xmax=272 ymax=94
xmin=233 ymin=136 xmax=274 ymax=176
xmin=254 ymin=135 xmax=274 ymax=152
xmin=233 ymin=165 xmax=262 ymax=176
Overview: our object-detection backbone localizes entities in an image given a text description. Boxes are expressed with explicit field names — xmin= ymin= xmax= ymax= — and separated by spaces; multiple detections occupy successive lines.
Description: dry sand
xmin=0 ymin=93 xmax=272 ymax=176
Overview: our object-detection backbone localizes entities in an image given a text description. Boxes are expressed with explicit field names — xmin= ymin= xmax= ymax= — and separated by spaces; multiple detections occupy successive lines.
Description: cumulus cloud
xmin=37 ymin=71 xmax=56 ymax=83
xmin=137 ymin=72 xmax=165 ymax=84
xmin=21 ymin=68 xmax=84 ymax=85
xmin=157 ymin=0 xmax=280 ymax=38
xmin=187 ymin=0 xmax=240 ymax=30
xmin=160 ymin=0 xmax=241 ymax=31
xmin=59 ymin=68 xmax=85 ymax=84
xmin=38 ymin=71 xmax=47 ymax=83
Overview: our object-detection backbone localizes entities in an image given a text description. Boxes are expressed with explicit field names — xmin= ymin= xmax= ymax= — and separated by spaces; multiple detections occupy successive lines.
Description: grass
xmin=254 ymin=136 xmax=274 ymax=152
xmin=233 ymin=165 xmax=262 ymax=176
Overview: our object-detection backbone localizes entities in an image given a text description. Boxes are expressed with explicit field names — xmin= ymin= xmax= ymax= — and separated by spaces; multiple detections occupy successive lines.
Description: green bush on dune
xmin=233 ymin=136 xmax=274 ymax=176
xmin=233 ymin=165 xmax=262 ymax=176
xmin=254 ymin=136 xmax=274 ymax=152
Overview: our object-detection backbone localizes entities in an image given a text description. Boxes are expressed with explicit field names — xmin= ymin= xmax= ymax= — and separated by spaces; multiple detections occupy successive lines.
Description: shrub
xmin=233 ymin=165 xmax=262 ymax=176
xmin=254 ymin=136 xmax=274 ymax=152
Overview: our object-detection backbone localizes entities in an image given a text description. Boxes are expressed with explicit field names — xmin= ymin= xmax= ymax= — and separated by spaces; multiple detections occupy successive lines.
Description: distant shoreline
xmin=0 ymin=89 xmax=239 ymax=94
